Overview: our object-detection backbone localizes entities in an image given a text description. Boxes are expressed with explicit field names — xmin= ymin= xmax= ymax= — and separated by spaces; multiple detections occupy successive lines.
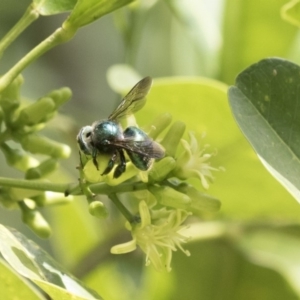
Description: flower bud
xmin=160 ymin=121 xmax=186 ymax=157
xmin=149 ymin=185 xmax=191 ymax=209
xmin=16 ymin=97 xmax=56 ymax=126
xmin=146 ymin=113 xmax=172 ymax=139
xmin=47 ymin=87 xmax=72 ymax=107
xmin=1 ymin=74 xmax=23 ymax=99
xmin=104 ymin=162 xmax=140 ymax=186
xmin=30 ymin=192 xmax=73 ymax=206
xmin=148 ymin=156 xmax=176 ymax=182
xmin=19 ymin=134 xmax=71 ymax=158
xmin=89 ymin=201 xmax=108 ymax=218
xmin=29 ymin=194 xmax=46 ymax=206
xmin=83 ymin=155 xmax=140 ymax=184
xmin=0 ymin=187 xmax=17 ymax=209
xmin=0 ymin=75 xmax=23 ymax=121
xmin=0 ymin=97 xmax=20 ymax=120
xmin=82 ymin=156 xmax=109 ymax=183
xmin=25 ymin=158 xmax=58 ymax=179
xmin=176 ymin=183 xmax=221 ymax=214
xmin=19 ymin=201 xmax=51 ymax=238
xmin=10 ymin=188 xmax=43 ymax=201
xmin=0 ymin=143 xmax=39 ymax=172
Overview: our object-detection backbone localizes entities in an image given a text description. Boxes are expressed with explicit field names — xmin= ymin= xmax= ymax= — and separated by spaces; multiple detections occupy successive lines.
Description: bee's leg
xmin=91 ymin=149 xmax=99 ymax=170
xmin=78 ymin=151 xmax=84 ymax=168
xmin=101 ymin=152 xmax=117 ymax=176
xmin=114 ymin=149 xmax=126 ymax=178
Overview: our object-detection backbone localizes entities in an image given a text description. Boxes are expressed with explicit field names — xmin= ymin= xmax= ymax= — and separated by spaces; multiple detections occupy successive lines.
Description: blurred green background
xmin=2 ymin=0 xmax=300 ymax=299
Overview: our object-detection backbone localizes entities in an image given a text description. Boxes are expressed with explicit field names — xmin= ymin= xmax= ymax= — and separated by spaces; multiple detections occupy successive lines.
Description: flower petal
xmin=139 ymin=200 xmax=151 ymax=228
xmin=111 ymin=239 xmax=137 ymax=254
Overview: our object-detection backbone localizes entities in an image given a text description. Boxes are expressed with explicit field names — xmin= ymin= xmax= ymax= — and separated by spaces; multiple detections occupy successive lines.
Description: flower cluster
xmin=0 ymin=75 xmax=72 ymax=237
xmin=81 ymin=112 xmax=221 ymax=271
xmin=111 ymin=201 xmax=190 ymax=272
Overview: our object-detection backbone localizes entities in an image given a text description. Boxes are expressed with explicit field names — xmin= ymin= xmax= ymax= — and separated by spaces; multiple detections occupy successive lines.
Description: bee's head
xmin=77 ymin=126 xmax=93 ymax=155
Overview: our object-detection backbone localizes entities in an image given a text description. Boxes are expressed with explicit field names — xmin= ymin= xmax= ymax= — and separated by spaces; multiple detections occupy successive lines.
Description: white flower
xmin=174 ymin=132 xmax=219 ymax=189
xmin=111 ymin=201 xmax=190 ymax=272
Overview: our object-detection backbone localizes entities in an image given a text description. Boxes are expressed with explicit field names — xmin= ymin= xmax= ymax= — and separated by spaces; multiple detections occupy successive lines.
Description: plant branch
xmin=0 ymin=25 xmax=76 ymax=93
xmin=0 ymin=175 xmax=149 ymax=197
xmin=0 ymin=177 xmax=76 ymax=194
xmin=89 ymin=181 xmax=148 ymax=194
xmin=0 ymin=4 xmax=39 ymax=58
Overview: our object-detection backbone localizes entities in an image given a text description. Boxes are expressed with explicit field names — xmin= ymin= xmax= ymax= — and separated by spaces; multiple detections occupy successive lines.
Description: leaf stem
xmin=0 ymin=26 xmax=76 ymax=93
xmin=108 ymin=193 xmax=134 ymax=223
xmin=71 ymin=164 xmax=95 ymax=201
xmin=0 ymin=4 xmax=39 ymax=58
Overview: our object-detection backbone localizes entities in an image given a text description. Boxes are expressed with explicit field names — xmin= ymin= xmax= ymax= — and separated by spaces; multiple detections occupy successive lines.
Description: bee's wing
xmin=113 ymin=138 xmax=165 ymax=159
xmin=108 ymin=77 xmax=152 ymax=121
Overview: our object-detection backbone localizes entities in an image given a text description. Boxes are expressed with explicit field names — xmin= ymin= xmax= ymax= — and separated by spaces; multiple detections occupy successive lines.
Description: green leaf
xmin=228 ymin=58 xmax=300 ymax=203
xmin=220 ymin=0 xmax=297 ymax=84
xmin=139 ymin=77 xmax=300 ymax=219
xmin=0 ymin=258 xmax=44 ymax=299
xmin=0 ymin=224 xmax=102 ymax=300
xmin=107 ymin=64 xmax=142 ymax=94
xmin=281 ymin=0 xmax=300 ymax=27
xmin=167 ymin=0 xmax=220 ymax=77
xmin=33 ymin=0 xmax=77 ymax=15
xmin=170 ymin=238 xmax=300 ymax=300
xmin=63 ymin=0 xmax=135 ymax=29
xmin=238 ymin=229 xmax=300 ymax=295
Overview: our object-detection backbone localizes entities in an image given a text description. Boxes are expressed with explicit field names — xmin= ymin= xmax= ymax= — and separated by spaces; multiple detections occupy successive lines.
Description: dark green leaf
xmin=228 ymin=58 xmax=300 ymax=203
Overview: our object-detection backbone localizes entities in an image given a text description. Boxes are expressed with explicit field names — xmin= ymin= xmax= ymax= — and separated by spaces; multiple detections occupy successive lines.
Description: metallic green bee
xmin=77 ymin=77 xmax=165 ymax=178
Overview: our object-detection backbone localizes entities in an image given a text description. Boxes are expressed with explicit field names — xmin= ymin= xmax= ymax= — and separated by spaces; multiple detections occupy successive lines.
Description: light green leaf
xmin=63 ymin=0 xmax=134 ymax=29
xmin=0 ymin=258 xmax=44 ymax=299
xmin=281 ymin=0 xmax=300 ymax=27
xmin=107 ymin=64 xmax=142 ymax=94
xmin=0 ymin=224 xmax=102 ymax=300
xmin=139 ymin=77 xmax=300 ymax=219
xmin=167 ymin=0 xmax=221 ymax=77
xmin=228 ymin=58 xmax=300 ymax=204
xmin=33 ymin=0 xmax=77 ymax=15
xmin=220 ymin=0 xmax=297 ymax=84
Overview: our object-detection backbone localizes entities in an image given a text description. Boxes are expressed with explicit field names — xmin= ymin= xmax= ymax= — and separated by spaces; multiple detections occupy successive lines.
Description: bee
xmin=77 ymin=77 xmax=165 ymax=178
